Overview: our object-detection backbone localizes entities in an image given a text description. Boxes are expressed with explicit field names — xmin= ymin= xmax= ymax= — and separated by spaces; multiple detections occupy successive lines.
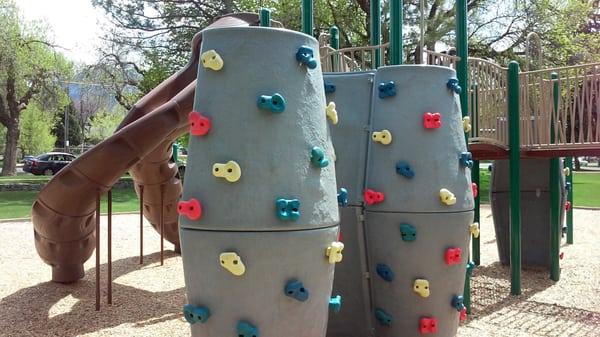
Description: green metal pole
xmin=471 ymin=83 xmax=481 ymax=266
xmin=464 ymin=261 xmax=475 ymax=314
xmin=550 ymin=72 xmax=560 ymax=281
xmin=260 ymin=8 xmax=271 ymax=27
xmin=172 ymin=143 xmax=179 ymax=163
xmin=329 ymin=26 xmax=340 ymax=71
xmin=302 ymin=0 xmax=313 ymax=35
xmin=370 ymin=0 xmax=381 ymax=67
xmin=456 ymin=0 xmax=469 ymax=120
xmin=565 ymin=157 xmax=574 ymax=244
xmin=508 ymin=61 xmax=521 ymax=296
xmin=390 ymin=0 xmax=403 ymax=65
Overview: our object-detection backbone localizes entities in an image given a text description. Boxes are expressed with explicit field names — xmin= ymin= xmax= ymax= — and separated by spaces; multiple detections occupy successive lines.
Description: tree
xmin=19 ymin=102 xmax=56 ymax=156
xmin=52 ymin=101 xmax=84 ymax=149
xmin=88 ymin=108 xmax=126 ymax=144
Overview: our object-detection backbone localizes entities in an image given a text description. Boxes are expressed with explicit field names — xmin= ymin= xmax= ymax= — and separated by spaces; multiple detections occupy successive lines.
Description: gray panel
xmin=324 ymin=72 xmax=375 ymax=206
xmin=181 ymin=226 xmax=339 ymax=337
xmin=491 ymin=159 xmax=565 ymax=192
xmin=365 ymin=65 xmax=474 ymax=213
xmin=181 ymin=27 xmax=338 ymax=231
xmin=365 ymin=211 xmax=473 ymax=337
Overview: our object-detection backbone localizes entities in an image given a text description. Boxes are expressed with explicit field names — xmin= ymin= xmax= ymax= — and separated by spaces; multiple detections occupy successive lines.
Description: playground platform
xmin=1 ymin=206 xmax=598 ymax=337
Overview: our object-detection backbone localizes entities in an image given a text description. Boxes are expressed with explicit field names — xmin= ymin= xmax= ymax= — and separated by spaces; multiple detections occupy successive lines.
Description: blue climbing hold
xmin=257 ymin=93 xmax=286 ymax=113
xmin=466 ymin=261 xmax=476 ymax=276
xmin=375 ymin=308 xmax=392 ymax=326
xmin=378 ymin=81 xmax=396 ymax=99
xmin=447 ymin=78 xmax=462 ymax=94
xmin=329 ymin=295 xmax=342 ymax=313
xmin=296 ymin=46 xmax=318 ymax=69
xmin=183 ymin=304 xmax=211 ymax=324
xmin=324 ymin=81 xmax=336 ymax=93
xmin=565 ymin=182 xmax=571 ymax=191
xmin=310 ymin=146 xmax=329 ymax=168
xmin=376 ymin=263 xmax=394 ymax=282
xmin=452 ymin=295 xmax=466 ymax=311
xmin=399 ymin=223 xmax=417 ymax=242
xmin=337 ymin=188 xmax=348 ymax=207
xmin=237 ymin=321 xmax=259 ymax=337
xmin=459 ymin=152 xmax=474 ymax=169
xmin=284 ymin=279 xmax=309 ymax=302
xmin=276 ymin=198 xmax=301 ymax=221
xmin=396 ymin=161 xmax=415 ymax=179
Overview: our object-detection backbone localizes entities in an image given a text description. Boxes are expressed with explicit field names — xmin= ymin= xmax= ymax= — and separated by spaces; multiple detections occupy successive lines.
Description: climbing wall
xmin=178 ymin=27 xmax=341 ymax=337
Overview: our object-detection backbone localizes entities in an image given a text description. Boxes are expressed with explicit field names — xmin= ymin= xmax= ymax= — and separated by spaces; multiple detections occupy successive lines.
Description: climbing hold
xmin=470 ymin=223 xmax=480 ymax=238
xmin=337 ymin=188 xmax=348 ymax=207
xmin=212 ymin=160 xmax=241 ymax=183
xmin=423 ymin=112 xmax=442 ymax=129
xmin=472 ymin=183 xmax=478 ymax=198
xmin=329 ymin=295 xmax=342 ymax=313
xmin=463 ymin=116 xmax=472 ymax=133
xmin=284 ymin=280 xmax=309 ymax=302
xmin=378 ymin=81 xmax=396 ymax=99
xmin=183 ymin=304 xmax=211 ymax=324
xmin=201 ymin=49 xmax=224 ymax=71
xmin=364 ymin=189 xmax=385 ymax=205
xmin=296 ymin=45 xmax=318 ymax=69
xmin=177 ymin=198 xmax=202 ymax=220
xmin=565 ymin=182 xmax=572 ymax=191
xmin=466 ymin=261 xmax=476 ymax=276
xmin=445 ymin=247 xmax=462 ymax=266
xmin=257 ymin=93 xmax=286 ymax=113
xmin=459 ymin=307 xmax=468 ymax=322
xmin=188 ymin=111 xmax=211 ymax=136
xmin=372 ymin=129 xmax=392 ymax=145
xmin=564 ymin=167 xmax=571 ymax=176
xmin=459 ymin=152 xmax=474 ymax=169
xmin=326 ymin=102 xmax=338 ymax=124
xmin=324 ymin=81 xmax=336 ymax=93
xmin=452 ymin=295 xmax=465 ymax=311
xmin=440 ymin=188 xmax=457 ymax=206
xmin=310 ymin=146 xmax=330 ymax=168
xmin=447 ymin=78 xmax=462 ymax=94
xmin=396 ymin=161 xmax=415 ymax=179
xmin=565 ymin=201 xmax=571 ymax=211
xmin=219 ymin=252 xmax=246 ymax=276
xmin=419 ymin=317 xmax=438 ymax=334
xmin=276 ymin=198 xmax=301 ymax=221
xmin=560 ymin=252 xmax=565 ymax=260
xmin=237 ymin=321 xmax=259 ymax=337
xmin=375 ymin=308 xmax=392 ymax=326
xmin=399 ymin=223 xmax=417 ymax=242
xmin=376 ymin=263 xmax=394 ymax=282
xmin=413 ymin=279 xmax=430 ymax=298
xmin=326 ymin=241 xmax=344 ymax=264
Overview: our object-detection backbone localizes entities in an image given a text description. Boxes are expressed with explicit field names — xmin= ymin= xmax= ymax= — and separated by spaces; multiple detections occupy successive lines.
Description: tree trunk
xmin=1 ymin=120 xmax=20 ymax=176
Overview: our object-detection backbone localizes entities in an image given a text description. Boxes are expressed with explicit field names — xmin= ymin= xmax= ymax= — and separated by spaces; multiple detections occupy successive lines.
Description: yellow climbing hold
xmin=470 ymin=223 xmax=480 ymax=238
xmin=564 ymin=167 xmax=571 ymax=176
xmin=372 ymin=130 xmax=392 ymax=145
xmin=413 ymin=279 xmax=430 ymax=298
xmin=326 ymin=102 xmax=338 ymax=125
xmin=201 ymin=50 xmax=224 ymax=71
xmin=326 ymin=241 xmax=344 ymax=264
xmin=463 ymin=116 xmax=472 ymax=133
xmin=219 ymin=252 xmax=246 ymax=276
xmin=213 ymin=160 xmax=241 ymax=183
xmin=439 ymin=188 xmax=457 ymax=206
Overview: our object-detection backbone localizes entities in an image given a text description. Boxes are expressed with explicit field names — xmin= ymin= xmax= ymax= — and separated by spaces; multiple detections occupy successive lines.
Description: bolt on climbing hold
xmin=296 ymin=45 xmax=318 ymax=69
xmin=413 ymin=279 xmax=430 ymax=298
xmin=447 ymin=78 xmax=462 ymax=94
xmin=375 ymin=308 xmax=393 ymax=326
xmin=459 ymin=307 xmax=468 ymax=322
xmin=565 ymin=201 xmax=571 ymax=211
xmin=337 ymin=188 xmax=348 ymax=207
xmin=364 ymin=188 xmax=385 ymax=205
xmin=212 ymin=160 xmax=241 ymax=183
xmin=183 ymin=304 xmax=211 ymax=324
xmin=188 ymin=111 xmax=211 ymax=136
xmin=439 ymin=188 xmax=457 ymax=206
xmin=396 ymin=161 xmax=415 ymax=179
xmin=257 ymin=93 xmax=286 ymax=113
xmin=423 ymin=112 xmax=442 ymax=129
xmin=419 ymin=317 xmax=438 ymax=334
xmin=201 ymin=49 xmax=224 ymax=71
xmin=376 ymin=263 xmax=394 ymax=282
xmin=445 ymin=247 xmax=462 ymax=266
xmin=177 ymin=198 xmax=202 ymax=220
xmin=372 ymin=129 xmax=392 ymax=145
xmin=472 ymin=183 xmax=478 ymax=198
xmin=463 ymin=116 xmax=472 ymax=133
xmin=470 ymin=223 xmax=480 ymax=238
xmin=326 ymin=241 xmax=344 ymax=264
xmin=452 ymin=295 xmax=465 ymax=311
xmin=284 ymin=279 xmax=309 ymax=302
xmin=276 ymin=198 xmax=301 ymax=221
xmin=310 ymin=146 xmax=330 ymax=168
xmin=459 ymin=152 xmax=474 ymax=169
xmin=237 ymin=321 xmax=259 ymax=337
xmin=326 ymin=102 xmax=338 ymax=124
xmin=564 ymin=167 xmax=571 ymax=176
xmin=329 ymin=295 xmax=342 ymax=313
xmin=324 ymin=81 xmax=336 ymax=93
xmin=219 ymin=252 xmax=246 ymax=276
xmin=399 ymin=223 xmax=417 ymax=242
xmin=378 ymin=81 xmax=396 ymax=99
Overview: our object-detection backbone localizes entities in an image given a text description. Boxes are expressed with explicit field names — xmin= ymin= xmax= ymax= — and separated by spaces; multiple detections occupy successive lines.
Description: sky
xmin=16 ymin=0 xmax=107 ymax=64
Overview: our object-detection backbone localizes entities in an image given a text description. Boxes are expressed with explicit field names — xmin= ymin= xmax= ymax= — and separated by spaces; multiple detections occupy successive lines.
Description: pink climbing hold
xmin=419 ymin=317 xmax=438 ymax=334
xmin=423 ymin=112 xmax=442 ymax=129
xmin=565 ymin=201 xmax=571 ymax=211
xmin=445 ymin=247 xmax=462 ymax=265
xmin=459 ymin=308 xmax=467 ymax=322
xmin=364 ymin=188 xmax=385 ymax=205
xmin=560 ymin=252 xmax=565 ymax=260
xmin=177 ymin=198 xmax=203 ymax=220
xmin=189 ymin=111 xmax=211 ymax=136
xmin=472 ymin=183 xmax=478 ymax=198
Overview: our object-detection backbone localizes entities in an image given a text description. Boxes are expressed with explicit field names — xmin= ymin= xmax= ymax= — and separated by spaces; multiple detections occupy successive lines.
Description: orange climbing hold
xmin=178 ymin=198 xmax=203 ymax=220
xmin=189 ymin=111 xmax=211 ymax=136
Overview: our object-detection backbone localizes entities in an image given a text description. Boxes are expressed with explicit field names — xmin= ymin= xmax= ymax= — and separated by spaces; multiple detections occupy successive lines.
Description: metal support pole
xmin=95 ymin=191 xmax=101 ymax=311
xmin=370 ymin=0 xmax=381 ymax=68
xmin=471 ymin=83 xmax=481 ymax=266
xmin=550 ymin=72 xmax=560 ymax=281
xmin=390 ymin=0 xmax=403 ymax=65
xmin=464 ymin=262 xmax=475 ymax=314
xmin=260 ymin=8 xmax=271 ymax=27
xmin=139 ymin=185 xmax=144 ymax=265
xmin=302 ymin=0 xmax=313 ymax=36
xmin=507 ymin=61 xmax=522 ymax=295
xmin=565 ymin=157 xmax=574 ymax=244
xmin=330 ymin=26 xmax=340 ymax=71
xmin=419 ymin=0 xmax=425 ymax=64
xmin=456 ymin=0 xmax=469 ymax=119
xmin=107 ymin=189 xmax=112 ymax=305
xmin=160 ymin=185 xmax=165 ymax=266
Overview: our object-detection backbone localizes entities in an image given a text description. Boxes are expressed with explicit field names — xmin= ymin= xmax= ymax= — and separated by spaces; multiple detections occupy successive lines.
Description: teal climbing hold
xmin=399 ymin=223 xmax=417 ymax=242
xmin=375 ymin=308 xmax=392 ymax=326
xmin=376 ymin=263 xmax=394 ymax=282
xmin=337 ymin=187 xmax=348 ymax=206
xmin=329 ymin=295 xmax=342 ymax=313
xmin=296 ymin=46 xmax=318 ymax=69
xmin=276 ymin=198 xmax=300 ymax=221
xmin=237 ymin=321 xmax=259 ymax=337
xmin=183 ymin=304 xmax=211 ymax=324
xmin=284 ymin=279 xmax=309 ymax=302
xmin=452 ymin=295 xmax=465 ymax=311
xmin=310 ymin=146 xmax=329 ymax=168
xmin=257 ymin=93 xmax=286 ymax=113
xmin=447 ymin=78 xmax=462 ymax=94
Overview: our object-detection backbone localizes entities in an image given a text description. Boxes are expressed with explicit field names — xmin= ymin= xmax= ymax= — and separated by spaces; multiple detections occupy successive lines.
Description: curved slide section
xmin=32 ymin=13 xmax=265 ymax=283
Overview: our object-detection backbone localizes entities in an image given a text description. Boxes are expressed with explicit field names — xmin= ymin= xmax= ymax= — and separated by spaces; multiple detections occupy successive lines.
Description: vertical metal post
xmin=301 ymin=0 xmax=313 ymax=35
xmin=160 ymin=185 xmax=165 ymax=266
xmin=565 ymin=157 xmax=574 ymax=244
xmin=330 ymin=26 xmax=340 ymax=71
xmin=95 ymin=190 xmax=101 ymax=311
xmin=419 ymin=0 xmax=425 ymax=64
xmin=507 ymin=61 xmax=522 ymax=295
xmin=107 ymin=189 xmax=112 ymax=305
xmin=550 ymin=72 xmax=560 ymax=281
xmin=390 ymin=0 xmax=403 ymax=65
xmin=260 ymin=8 xmax=271 ymax=27
xmin=139 ymin=185 xmax=144 ymax=265
xmin=464 ymin=262 xmax=475 ymax=314
xmin=370 ymin=0 xmax=381 ymax=67
xmin=471 ymin=83 xmax=481 ymax=266
xmin=456 ymin=0 xmax=469 ymax=119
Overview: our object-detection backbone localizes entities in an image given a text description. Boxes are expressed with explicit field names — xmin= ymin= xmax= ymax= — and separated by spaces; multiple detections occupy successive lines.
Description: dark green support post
xmin=550 ymin=72 xmax=560 ymax=281
xmin=370 ymin=0 xmax=381 ymax=68
xmin=260 ymin=8 xmax=271 ymax=27
xmin=508 ymin=61 xmax=522 ymax=295
xmin=464 ymin=261 xmax=475 ymax=314
xmin=565 ymin=157 xmax=574 ymax=244
xmin=471 ymin=83 xmax=480 ymax=266
xmin=172 ymin=143 xmax=179 ymax=163
xmin=330 ymin=26 xmax=340 ymax=71
xmin=389 ymin=0 xmax=403 ymax=65
xmin=456 ymin=0 xmax=469 ymax=120
xmin=302 ymin=0 xmax=313 ymax=36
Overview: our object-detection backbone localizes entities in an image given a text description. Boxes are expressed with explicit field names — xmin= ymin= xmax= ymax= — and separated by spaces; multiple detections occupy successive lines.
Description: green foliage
xmin=88 ymin=108 xmax=126 ymax=144
xmin=52 ymin=101 xmax=83 ymax=148
xmin=0 ymin=125 xmax=5 ymax=154
xmin=18 ymin=103 xmax=57 ymax=156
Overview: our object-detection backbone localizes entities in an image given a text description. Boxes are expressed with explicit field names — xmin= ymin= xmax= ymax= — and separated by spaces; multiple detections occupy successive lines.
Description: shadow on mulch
xmin=0 ymin=251 xmax=185 ymax=337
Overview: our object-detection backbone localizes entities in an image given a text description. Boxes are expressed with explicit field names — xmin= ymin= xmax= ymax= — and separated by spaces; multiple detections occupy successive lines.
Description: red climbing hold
xmin=419 ymin=317 xmax=438 ymax=334
xmin=177 ymin=198 xmax=203 ymax=220
xmin=459 ymin=308 xmax=467 ymax=322
xmin=364 ymin=189 xmax=385 ymax=205
xmin=189 ymin=111 xmax=211 ymax=136
xmin=445 ymin=247 xmax=462 ymax=265
xmin=560 ymin=252 xmax=564 ymax=260
xmin=423 ymin=112 xmax=442 ymax=129
xmin=472 ymin=183 xmax=478 ymax=198
xmin=565 ymin=201 xmax=571 ymax=211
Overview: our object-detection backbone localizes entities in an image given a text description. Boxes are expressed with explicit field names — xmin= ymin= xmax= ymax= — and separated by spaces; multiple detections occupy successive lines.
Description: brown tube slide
xmin=32 ymin=13 xmax=272 ymax=283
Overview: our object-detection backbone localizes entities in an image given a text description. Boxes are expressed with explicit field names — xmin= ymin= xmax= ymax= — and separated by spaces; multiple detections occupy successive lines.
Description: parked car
xmin=23 ymin=152 xmax=76 ymax=175
xmin=21 ymin=155 xmax=35 ymax=163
